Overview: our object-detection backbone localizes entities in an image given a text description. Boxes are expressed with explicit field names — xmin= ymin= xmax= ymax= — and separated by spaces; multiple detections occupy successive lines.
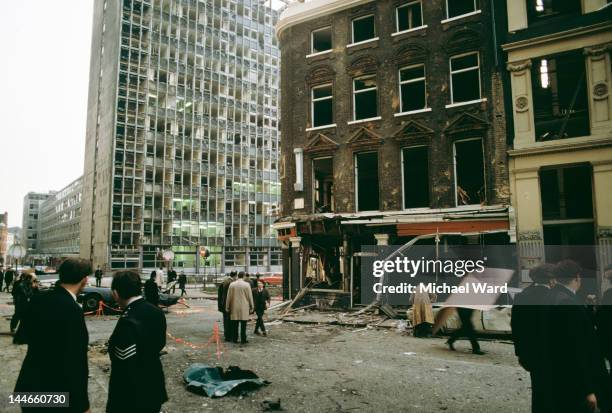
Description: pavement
xmin=0 ymin=291 xmax=531 ymax=413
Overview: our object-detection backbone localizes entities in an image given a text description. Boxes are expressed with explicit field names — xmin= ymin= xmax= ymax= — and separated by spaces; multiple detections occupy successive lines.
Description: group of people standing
xmin=218 ymin=271 xmax=270 ymax=344
xmin=144 ymin=266 xmax=187 ymax=306
xmin=13 ymin=258 xmax=168 ymax=413
xmin=512 ymin=260 xmax=612 ymax=413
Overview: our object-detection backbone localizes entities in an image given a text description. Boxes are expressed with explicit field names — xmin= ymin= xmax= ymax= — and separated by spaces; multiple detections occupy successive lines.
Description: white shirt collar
xmin=63 ymin=287 xmax=77 ymax=302
xmin=127 ymin=295 xmax=143 ymax=306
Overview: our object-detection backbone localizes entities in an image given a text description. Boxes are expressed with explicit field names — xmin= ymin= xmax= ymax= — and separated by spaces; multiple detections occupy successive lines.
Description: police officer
xmin=107 ymin=270 xmax=168 ymax=413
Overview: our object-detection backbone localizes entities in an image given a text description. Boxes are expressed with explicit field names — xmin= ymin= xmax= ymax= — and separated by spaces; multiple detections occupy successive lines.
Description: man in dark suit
xmin=253 ymin=279 xmax=271 ymax=336
xmin=548 ymin=260 xmax=609 ymax=413
xmin=596 ymin=264 xmax=612 ymax=400
xmin=144 ymin=272 xmax=160 ymax=306
xmin=511 ymin=263 xmax=555 ymax=413
xmin=107 ymin=270 xmax=168 ymax=413
xmin=14 ymin=258 xmax=91 ymax=413
xmin=218 ymin=271 xmax=236 ymax=342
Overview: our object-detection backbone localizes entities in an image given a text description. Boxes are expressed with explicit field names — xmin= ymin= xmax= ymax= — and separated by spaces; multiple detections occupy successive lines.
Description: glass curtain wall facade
xmin=81 ymin=0 xmax=281 ymax=273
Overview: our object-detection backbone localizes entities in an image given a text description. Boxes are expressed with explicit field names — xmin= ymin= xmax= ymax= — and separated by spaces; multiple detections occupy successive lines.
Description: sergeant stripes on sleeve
xmin=114 ymin=344 xmax=137 ymax=360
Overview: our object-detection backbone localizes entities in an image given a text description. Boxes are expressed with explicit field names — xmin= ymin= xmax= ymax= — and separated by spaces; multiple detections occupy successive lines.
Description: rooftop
xmin=277 ymin=0 xmax=372 ymax=35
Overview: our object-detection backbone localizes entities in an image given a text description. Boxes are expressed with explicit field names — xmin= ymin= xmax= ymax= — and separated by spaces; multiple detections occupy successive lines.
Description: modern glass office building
xmin=81 ymin=0 xmax=281 ymax=273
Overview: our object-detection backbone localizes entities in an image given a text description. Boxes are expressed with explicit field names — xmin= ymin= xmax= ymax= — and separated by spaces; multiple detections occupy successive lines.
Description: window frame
xmin=311 ymin=156 xmax=334 ymax=214
xmin=401 ymin=145 xmax=430 ymax=210
xmin=350 ymin=14 xmax=378 ymax=46
xmin=444 ymin=0 xmax=480 ymax=21
xmin=449 ymin=51 xmax=482 ymax=105
xmin=354 ymin=151 xmax=381 ymax=212
xmin=310 ymin=26 xmax=333 ymax=56
xmin=453 ymin=137 xmax=486 ymax=207
xmin=394 ymin=1 xmax=426 ymax=35
xmin=311 ymin=83 xmax=335 ymax=129
xmin=352 ymin=75 xmax=379 ymax=122
xmin=398 ymin=63 xmax=428 ymax=114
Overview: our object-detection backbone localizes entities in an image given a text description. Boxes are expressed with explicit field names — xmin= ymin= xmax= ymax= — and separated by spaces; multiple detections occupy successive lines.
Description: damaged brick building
xmin=274 ymin=0 xmax=514 ymax=308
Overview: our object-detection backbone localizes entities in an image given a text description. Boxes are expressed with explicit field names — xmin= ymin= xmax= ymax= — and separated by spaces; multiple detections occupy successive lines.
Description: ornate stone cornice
xmin=507 ymin=59 xmax=532 ymax=72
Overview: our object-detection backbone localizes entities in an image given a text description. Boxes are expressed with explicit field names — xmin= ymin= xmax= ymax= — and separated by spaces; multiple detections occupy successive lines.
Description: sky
xmin=0 ymin=0 xmax=94 ymax=227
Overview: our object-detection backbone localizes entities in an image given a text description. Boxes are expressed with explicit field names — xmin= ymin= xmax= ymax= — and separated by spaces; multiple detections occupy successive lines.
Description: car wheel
xmin=83 ymin=294 xmax=102 ymax=313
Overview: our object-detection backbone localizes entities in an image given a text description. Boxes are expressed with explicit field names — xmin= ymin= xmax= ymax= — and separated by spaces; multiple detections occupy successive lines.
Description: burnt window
xmin=402 ymin=146 xmax=429 ymax=208
xmin=540 ymin=165 xmax=593 ymax=221
xmin=355 ymin=152 xmax=380 ymax=212
xmin=527 ymin=0 xmax=582 ymax=23
xmin=450 ymin=52 xmax=481 ymax=104
xmin=399 ymin=64 xmax=427 ymax=113
xmin=311 ymin=84 xmax=334 ymax=127
xmin=311 ymin=27 xmax=332 ymax=54
xmin=531 ymin=50 xmax=590 ymax=141
xmin=313 ymin=157 xmax=334 ymax=213
xmin=540 ymin=165 xmax=595 ymax=255
xmin=446 ymin=0 xmax=479 ymax=19
xmin=454 ymin=139 xmax=485 ymax=205
xmin=353 ymin=76 xmax=378 ymax=121
xmin=352 ymin=15 xmax=376 ymax=44
xmin=396 ymin=1 xmax=424 ymax=32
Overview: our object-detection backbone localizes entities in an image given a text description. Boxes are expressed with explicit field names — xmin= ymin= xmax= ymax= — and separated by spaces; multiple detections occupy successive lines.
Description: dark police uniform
xmin=106 ymin=297 xmax=168 ymax=413
xmin=15 ymin=287 xmax=90 ymax=413
xmin=511 ymin=284 xmax=553 ymax=413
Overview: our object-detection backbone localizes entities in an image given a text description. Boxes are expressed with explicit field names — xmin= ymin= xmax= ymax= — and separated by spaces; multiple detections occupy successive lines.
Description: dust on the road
xmin=0 ymin=293 xmax=530 ymax=413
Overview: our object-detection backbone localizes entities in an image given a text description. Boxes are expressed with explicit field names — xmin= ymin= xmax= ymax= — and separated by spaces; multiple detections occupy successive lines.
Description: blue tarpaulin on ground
xmin=183 ymin=363 xmax=268 ymax=398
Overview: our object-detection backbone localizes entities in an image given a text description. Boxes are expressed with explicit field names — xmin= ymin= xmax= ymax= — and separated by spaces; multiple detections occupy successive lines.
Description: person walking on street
xmin=155 ymin=266 xmax=165 ymax=291
xmin=178 ymin=271 xmax=187 ymax=297
xmin=107 ymin=270 xmax=168 ymax=413
xmin=0 ymin=267 xmax=4 ymax=292
xmin=446 ymin=307 xmax=484 ymax=355
xmin=144 ymin=272 xmax=159 ymax=306
xmin=252 ymin=280 xmax=270 ymax=336
xmin=511 ymin=263 xmax=556 ymax=413
xmin=95 ymin=265 xmax=103 ymax=287
xmin=218 ymin=271 xmax=236 ymax=342
xmin=11 ymin=272 xmax=36 ymax=343
xmin=4 ymin=266 xmax=15 ymax=292
xmin=167 ymin=267 xmax=178 ymax=293
xmin=14 ymin=258 xmax=92 ymax=413
xmin=225 ymin=271 xmax=254 ymax=344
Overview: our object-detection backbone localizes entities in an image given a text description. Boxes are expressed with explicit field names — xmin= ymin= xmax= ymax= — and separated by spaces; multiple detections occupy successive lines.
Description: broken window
xmin=527 ymin=0 xmax=581 ymax=23
xmin=454 ymin=139 xmax=485 ymax=205
xmin=311 ymin=84 xmax=333 ymax=127
xmin=313 ymin=157 xmax=334 ymax=213
xmin=531 ymin=50 xmax=590 ymax=141
xmin=402 ymin=146 xmax=429 ymax=208
xmin=540 ymin=165 xmax=595 ymax=264
xmin=450 ymin=52 xmax=481 ymax=104
xmin=396 ymin=1 xmax=423 ymax=32
xmin=355 ymin=152 xmax=380 ymax=212
xmin=353 ymin=76 xmax=378 ymax=120
xmin=446 ymin=0 xmax=479 ymax=19
xmin=352 ymin=15 xmax=376 ymax=44
xmin=311 ymin=26 xmax=332 ymax=54
xmin=399 ymin=64 xmax=427 ymax=113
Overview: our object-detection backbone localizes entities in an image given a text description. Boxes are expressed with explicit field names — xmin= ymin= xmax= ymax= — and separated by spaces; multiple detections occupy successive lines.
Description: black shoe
xmin=446 ymin=340 xmax=456 ymax=351
xmin=472 ymin=349 xmax=485 ymax=355
xmin=262 ymin=332 xmax=267 ymax=337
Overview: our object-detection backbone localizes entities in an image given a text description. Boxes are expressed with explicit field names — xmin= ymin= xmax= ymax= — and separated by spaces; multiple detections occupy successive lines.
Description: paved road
xmin=0 ymin=291 xmax=531 ymax=412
